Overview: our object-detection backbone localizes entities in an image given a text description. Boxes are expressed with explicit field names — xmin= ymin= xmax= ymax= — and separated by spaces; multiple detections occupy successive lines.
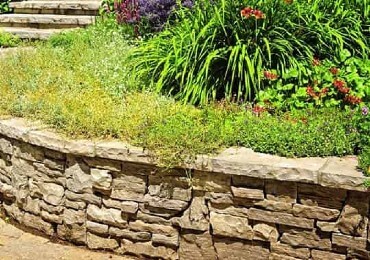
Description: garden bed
xmin=0 ymin=117 xmax=369 ymax=259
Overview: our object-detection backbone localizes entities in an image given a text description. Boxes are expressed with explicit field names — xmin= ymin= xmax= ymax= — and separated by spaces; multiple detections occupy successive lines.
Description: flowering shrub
xmin=257 ymin=54 xmax=370 ymax=110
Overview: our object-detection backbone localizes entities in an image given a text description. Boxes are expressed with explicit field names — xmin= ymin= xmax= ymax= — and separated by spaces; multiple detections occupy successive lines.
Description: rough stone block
xmin=148 ymin=184 xmax=192 ymax=202
xmin=41 ymin=210 xmax=63 ymax=224
xmin=84 ymin=157 xmax=121 ymax=172
xmin=298 ymin=183 xmax=346 ymax=201
xmin=214 ymin=238 xmax=270 ymax=260
xmin=129 ymin=220 xmax=177 ymax=236
xmin=270 ymin=242 xmax=310 ymax=259
xmin=311 ymin=250 xmax=346 ymax=260
xmin=292 ymin=204 xmax=340 ymax=221
xmin=64 ymin=208 xmax=85 ymax=225
xmin=22 ymin=213 xmax=54 ymax=236
xmin=253 ymin=223 xmax=278 ymax=242
xmin=86 ymin=221 xmax=109 ymax=235
xmin=208 ymin=203 xmax=249 ymax=218
xmin=40 ymin=182 xmax=64 ymax=206
xmin=208 ymin=192 xmax=234 ymax=206
xmin=43 ymin=158 xmax=64 ymax=171
xmin=332 ymin=233 xmax=367 ymax=250
xmin=248 ymin=208 xmax=314 ymax=229
xmin=66 ymin=161 xmax=93 ymax=194
xmin=316 ymin=221 xmax=339 ymax=233
xmin=265 ymin=180 xmax=297 ymax=203
xmin=87 ymin=232 xmax=119 ymax=250
xmin=65 ymin=199 xmax=86 ymax=210
xmin=91 ymin=168 xmax=112 ymax=193
xmin=172 ymin=197 xmax=209 ymax=232
xmin=65 ymin=190 xmax=101 ymax=206
xmin=136 ymin=211 xmax=172 ymax=226
xmin=179 ymin=231 xmax=217 ymax=260
xmin=280 ymin=231 xmax=331 ymax=250
xmin=140 ymin=195 xmax=189 ymax=218
xmin=3 ymin=202 xmax=25 ymax=223
xmin=57 ymin=224 xmax=86 ymax=245
xmin=117 ymin=238 xmax=178 ymax=260
xmin=111 ymin=172 xmax=146 ymax=202
xmin=232 ymin=175 xmax=264 ymax=188
xmin=254 ymin=199 xmax=293 ymax=213
xmin=192 ymin=171 xmax=231 ymax=193
xmin=14 ymin=142 xmax=44 ymax=162
xmin=231 ymin=186 xmax=264 ymax=200
xmin=103 ymin=199 xmax=138 ymax=214
xmin=39 ymin=200 xmax=64 ymax=214
xmin=87 ymin=204 xmax=127 ymax=228
xmin=210 ymin=212 xmax=253 ymax=240
xmin=337 ymin=191 xmax=369 ymax=237
xmin=152 ymin=233 xmax=179 ymax=248
xmin=0 ymin=138 xmax=13 ymax=154
xmin=109 ymin=227 xmax=151 ymax=242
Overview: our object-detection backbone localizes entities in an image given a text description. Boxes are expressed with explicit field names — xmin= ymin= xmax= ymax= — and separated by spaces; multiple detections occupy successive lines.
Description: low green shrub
xmin=131 ymin=0 xmax=369 ymax=104
xmin=0 ymin=31 xmax=21 ymax=47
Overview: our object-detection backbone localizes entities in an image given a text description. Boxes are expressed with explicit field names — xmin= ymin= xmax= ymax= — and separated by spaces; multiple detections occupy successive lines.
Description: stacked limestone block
xmin=0 ymin=131 xmax=369 ymax=259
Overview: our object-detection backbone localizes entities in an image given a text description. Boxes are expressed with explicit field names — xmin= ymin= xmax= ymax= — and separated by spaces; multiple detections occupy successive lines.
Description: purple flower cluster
xmin=362 ymin=106 xmax=369 ymax=116
xmin=113 ymin=0 xmax=193 ymax=32
xmin=114 ymin=0 xmax=140 ymax=24
xmin=138 ymin=0 xmax=176 ymax=30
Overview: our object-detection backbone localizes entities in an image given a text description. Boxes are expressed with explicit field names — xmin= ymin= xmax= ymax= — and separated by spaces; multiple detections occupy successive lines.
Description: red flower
xmin=306 ymin=85 xmax=317 ymax=98
xmin=333 ymin=79 xmax=350 ymax=94
xmin=321 ymin=87 xmax=329 ymax=95
xmin=252 ymin=105 xmax=266 ymax=115
xmin=329 ymin=67 xmax=339 ymax=75
xmin=333 ymin=79 xmax=345 ymax=88
xmin=312 ymin=57 xmax=320 ymax=66
xmin=263 ymin=71 xmax=278 ymax=80
xmin=252 ymin=9 xmax=265 ymax=19
xmin=241 ymin=7 xmax=265 ymax=19
xmin=241 ymin=7 xmax=252 ymax=18
xmin=344 ymin=95 xmax=362 ymax=105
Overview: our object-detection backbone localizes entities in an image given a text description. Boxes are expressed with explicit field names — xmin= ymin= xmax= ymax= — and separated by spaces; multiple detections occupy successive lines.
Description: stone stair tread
xmin=0 ymin=13 xmax=96 ymax=25
xmin=9 ymin=1 xmax=101 ymax=10
xmin=0 ymin=27 xmax=67 ymax=39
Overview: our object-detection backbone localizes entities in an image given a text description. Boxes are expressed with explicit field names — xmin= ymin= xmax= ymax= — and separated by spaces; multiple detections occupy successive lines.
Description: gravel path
xmin=0 ymin=218 xmax=132 ymax=260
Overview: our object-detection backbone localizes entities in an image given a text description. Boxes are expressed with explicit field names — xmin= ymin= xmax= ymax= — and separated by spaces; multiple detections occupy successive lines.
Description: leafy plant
xmin=257 ymin=55 xmax=370 ymax=110
xmin=0 ymin=30 xmax=21 ymax=47
xmin=0 ymin=0 xmax=11 ymax=14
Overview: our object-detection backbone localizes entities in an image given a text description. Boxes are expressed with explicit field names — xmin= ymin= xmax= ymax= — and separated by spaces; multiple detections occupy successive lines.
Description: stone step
xmin=0 ymin=27 xmax=67 ymax=39
xmin=0 ymin=14 xmax=96 ymax=29
xmin=9 ymin=1 xmax=101 ymax=16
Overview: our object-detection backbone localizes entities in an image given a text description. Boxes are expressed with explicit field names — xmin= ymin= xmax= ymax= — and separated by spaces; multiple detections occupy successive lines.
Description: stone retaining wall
xmin=0 ymin=118 xmax=369 ymax=259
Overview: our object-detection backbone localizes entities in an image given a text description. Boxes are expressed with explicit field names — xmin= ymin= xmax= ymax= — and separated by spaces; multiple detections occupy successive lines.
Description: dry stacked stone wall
xmin=0 ymin=119 xmax=369 ymax=259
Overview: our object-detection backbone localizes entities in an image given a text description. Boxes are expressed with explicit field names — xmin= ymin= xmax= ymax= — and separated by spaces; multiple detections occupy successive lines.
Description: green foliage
xmin=359 ymin=147 xmax=370 ymax=176
xmin=0 ymin=0 xmax=11 ymax=14
xmin=131 ymin=0 xmax=369 ymax=104
xmin=257 ymin=55 xmax=370 ymax=110
xmin=0 ymin=31 xmax=21 ymax=47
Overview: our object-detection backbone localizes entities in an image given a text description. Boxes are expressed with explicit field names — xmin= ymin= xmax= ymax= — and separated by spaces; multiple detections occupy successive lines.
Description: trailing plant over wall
xmin=130 ymin=0 xmax=369 ymax=104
